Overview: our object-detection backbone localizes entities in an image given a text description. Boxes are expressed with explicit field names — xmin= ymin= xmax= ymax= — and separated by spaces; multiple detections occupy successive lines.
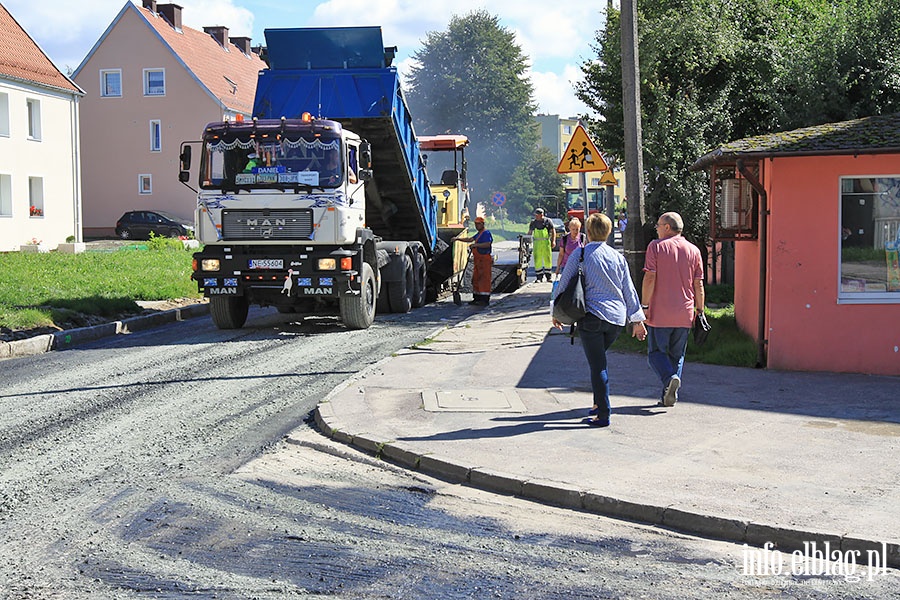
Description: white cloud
xmin=530 ymin=65 xmax=588 ymax=119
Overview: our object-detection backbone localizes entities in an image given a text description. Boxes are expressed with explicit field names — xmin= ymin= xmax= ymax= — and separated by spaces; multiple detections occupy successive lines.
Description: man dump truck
xmin=179 ymin=26 xmax=467 ymax=330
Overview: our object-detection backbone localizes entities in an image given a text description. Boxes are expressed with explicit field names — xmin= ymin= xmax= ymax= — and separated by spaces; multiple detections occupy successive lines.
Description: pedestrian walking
xmin=528 ymin=208 xmax=556 ymax=282
xmin=552 ymin=213 xmax=646 ymax=428
xmin=641 ymin=212 xmax=705 ymax=407
xmin=455 ymin=216 xmax=493 ymax=306
xmin=555 ymin=217 xmax=585 ymax=279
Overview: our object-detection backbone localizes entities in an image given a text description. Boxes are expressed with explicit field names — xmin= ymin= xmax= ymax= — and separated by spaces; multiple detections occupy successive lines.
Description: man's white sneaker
xmin=663 ymin=375 xmax=681 ymax=407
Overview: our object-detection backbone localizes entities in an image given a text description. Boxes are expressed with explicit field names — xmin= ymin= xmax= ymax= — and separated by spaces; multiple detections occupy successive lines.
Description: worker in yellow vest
xmin=528 ymin=208 xmax=557 ymax=283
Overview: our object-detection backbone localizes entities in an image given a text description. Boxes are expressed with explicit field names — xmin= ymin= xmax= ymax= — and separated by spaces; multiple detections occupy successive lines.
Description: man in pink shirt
xmin=641 ymin=212 xmax=705 ymax=407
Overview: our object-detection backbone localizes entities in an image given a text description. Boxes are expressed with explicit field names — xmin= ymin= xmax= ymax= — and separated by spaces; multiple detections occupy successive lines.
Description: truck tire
xmin=387 ymin=254 xmax=413 ymax=313
xmin=340 ymin=262 xmax=376 ymax=329
xmin=209 ymin=295 xmax=249 ymax=329
xmin=411 ymin=250 xmax=427 ymax=308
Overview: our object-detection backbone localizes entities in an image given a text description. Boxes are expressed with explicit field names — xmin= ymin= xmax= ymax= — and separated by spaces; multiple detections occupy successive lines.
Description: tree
xmin=577 ymin=0 xmax=900 ymax=250
xmin=405 ymin=11 xmax=538 ymax=213
xmin=504 ymin=146 xmax=566 ymax=220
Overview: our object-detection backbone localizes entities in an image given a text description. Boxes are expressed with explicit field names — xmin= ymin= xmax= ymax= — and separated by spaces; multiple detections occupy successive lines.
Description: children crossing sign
xmin=557 ymin=125 xmax=608 ymax=174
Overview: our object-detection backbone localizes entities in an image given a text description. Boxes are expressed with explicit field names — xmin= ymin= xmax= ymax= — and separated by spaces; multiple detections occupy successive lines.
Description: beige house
xmin=72 ymin=0 xmax=266 ymax=237
xmin=0 ymin=3 xmax=84 ymax=252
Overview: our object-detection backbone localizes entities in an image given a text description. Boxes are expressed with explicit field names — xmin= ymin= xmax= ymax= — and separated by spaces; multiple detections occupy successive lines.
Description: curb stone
xmin=313 ymin=403 xmax=900 ymax=568
xmin=2 ymin=303 xmax=211 ymax=359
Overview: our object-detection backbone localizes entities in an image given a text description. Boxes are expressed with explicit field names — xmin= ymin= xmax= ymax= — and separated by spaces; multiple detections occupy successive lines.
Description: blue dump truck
xmin=179 ymin=27 xmax=468 ymax=329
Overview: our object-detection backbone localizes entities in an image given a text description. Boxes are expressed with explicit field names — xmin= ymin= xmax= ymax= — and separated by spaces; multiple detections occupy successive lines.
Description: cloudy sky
xmin=5 ymin=0 xmax=607 ymax=119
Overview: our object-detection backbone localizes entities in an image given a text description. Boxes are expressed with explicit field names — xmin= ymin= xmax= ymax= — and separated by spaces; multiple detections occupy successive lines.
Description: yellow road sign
xmin=599 ymin=170 xmax=618 ymax=185
xmin=557 ymin=125 xmax=608 ymax=173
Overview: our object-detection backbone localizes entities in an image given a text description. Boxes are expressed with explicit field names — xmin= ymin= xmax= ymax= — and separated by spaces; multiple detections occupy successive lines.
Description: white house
xmin=0 ymin=3 xmax=84 ymax=252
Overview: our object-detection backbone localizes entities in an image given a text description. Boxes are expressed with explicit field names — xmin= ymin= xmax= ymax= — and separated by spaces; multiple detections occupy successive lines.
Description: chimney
xmin=204 ymin=26 xmax=229 ymax=49
xmin=229 ymin=36 xmax=252 ymax=56
xmin=142 ymin=0 xmax=157 ymax=13
xmin=157 ymin=4 xmax=182 ymax=31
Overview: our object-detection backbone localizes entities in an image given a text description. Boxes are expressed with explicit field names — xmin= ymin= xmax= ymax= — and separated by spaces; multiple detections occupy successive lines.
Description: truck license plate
xmin=248 ymin=259 xmax=283 ymax=270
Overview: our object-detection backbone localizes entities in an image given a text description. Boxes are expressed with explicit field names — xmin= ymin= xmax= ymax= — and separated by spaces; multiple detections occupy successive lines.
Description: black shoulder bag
xmin=552 ymin=247 xmax=587 ymax=327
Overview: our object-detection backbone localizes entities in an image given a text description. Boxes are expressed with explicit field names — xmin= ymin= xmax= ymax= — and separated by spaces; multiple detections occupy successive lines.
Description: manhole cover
xmin=422 ymin=389 xmax=526 ymax=413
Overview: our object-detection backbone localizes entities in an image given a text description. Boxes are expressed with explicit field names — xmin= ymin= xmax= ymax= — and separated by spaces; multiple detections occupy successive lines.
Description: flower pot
xmin=20 ymin=244 xmax=50 ymax=253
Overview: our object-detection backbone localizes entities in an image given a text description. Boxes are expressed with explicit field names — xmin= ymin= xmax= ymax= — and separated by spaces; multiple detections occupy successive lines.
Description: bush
xmin=147 ymin=232 xmax=190 ymax=252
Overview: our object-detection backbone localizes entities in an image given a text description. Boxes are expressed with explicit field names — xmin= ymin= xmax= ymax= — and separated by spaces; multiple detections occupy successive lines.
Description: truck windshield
xmin=200 ymin=132 xmax=344 ymax=191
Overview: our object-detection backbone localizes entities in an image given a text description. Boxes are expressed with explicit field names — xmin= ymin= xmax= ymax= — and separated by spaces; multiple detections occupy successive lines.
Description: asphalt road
xmin=0 ymin=302 xmax=895 ymax=598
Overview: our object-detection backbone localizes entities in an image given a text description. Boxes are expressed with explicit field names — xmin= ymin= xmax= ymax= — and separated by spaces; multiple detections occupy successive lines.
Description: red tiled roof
xmin=138 ymin=5 xmax=265 ymax=114
xmin=0 ymin=3 xmax=81 ymax=93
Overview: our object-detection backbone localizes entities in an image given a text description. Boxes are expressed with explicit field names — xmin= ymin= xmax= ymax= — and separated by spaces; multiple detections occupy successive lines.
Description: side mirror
xmin=358 ymin=168 xmax=373 ymax=182
xmin=359 ymin=142 xmax=372 ymax=169
xmin=179 ymin=171 xmax=191 ymax=183
xmin=180 ymin=145 xmax=192 ymax=170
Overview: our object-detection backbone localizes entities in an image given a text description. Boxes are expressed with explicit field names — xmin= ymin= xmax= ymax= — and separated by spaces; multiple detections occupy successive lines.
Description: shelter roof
xmin=692 ymin=112 xmax=900 ymax=170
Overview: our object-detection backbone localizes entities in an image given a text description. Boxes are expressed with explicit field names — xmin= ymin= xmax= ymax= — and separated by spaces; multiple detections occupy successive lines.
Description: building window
xmin=29 ymin=177 xmax=44 ymax=217
xmin=150 ymin=120 xmax=161 ymax=152
xmin=0 ymin=93 xmax=9 ymax=137
xmin=26 ymin=99 xmax=41 ymax=140
xmin=591 ymin=177 xmax=601 ymax=186
xmin=839 ymin=177 xmax=900 ymax=301
xmin=100 ymin=69 xmax=122 ymax=97
xmin=563 ymin=125 xmax=572 ymax=135
xmin=139 ymin=174 xmax=152 ymax=194
xmin=0 ymin=174 xmax=11 ymax=216
xmin=143 ymin=69 xmax=165 ymax=96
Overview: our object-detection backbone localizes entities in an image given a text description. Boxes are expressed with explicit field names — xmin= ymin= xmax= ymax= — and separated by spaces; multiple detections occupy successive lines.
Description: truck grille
xmin=221 ymin=209 xmax=314 ymax=241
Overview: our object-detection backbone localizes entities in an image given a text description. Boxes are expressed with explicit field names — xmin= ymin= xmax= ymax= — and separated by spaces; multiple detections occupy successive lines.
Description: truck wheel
xmin=387 ymin=254 xmax=413 ymax=313
xmin=411 ymin=251 xmax=427 ymax=308
xmin=340 ymin=262 xmax=376 ymax=329
xmin=210 ymin=296 xmax=249 ymax=329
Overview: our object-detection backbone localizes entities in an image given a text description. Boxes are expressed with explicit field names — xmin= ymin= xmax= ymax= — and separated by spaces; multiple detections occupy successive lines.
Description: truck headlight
xmin=317 ymin=258 xmax=337 ymax=270
xmin=201 ymin=258 xmax=221 ymax=271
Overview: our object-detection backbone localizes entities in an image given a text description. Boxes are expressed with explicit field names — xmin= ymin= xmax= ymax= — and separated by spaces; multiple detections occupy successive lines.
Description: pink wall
xmin=75 ymin=9 xmax=219 ymax=235
xmin=741 ymin=155 xmax=900 ymax=375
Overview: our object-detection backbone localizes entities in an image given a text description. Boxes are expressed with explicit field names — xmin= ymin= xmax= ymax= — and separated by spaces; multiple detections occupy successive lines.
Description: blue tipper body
xmin=252 ymin=26 xmax=437 ymax=254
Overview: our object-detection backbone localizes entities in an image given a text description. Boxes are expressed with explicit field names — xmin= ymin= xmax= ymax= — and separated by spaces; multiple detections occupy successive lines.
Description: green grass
xmin=0 ymin=244 xmax=199 ymax=331
xmin=841 ymin=246 xmax=887 ymax=263
xmin=460 ymin=219 xmax=530 ymax=243
xmin=611 ymin=304 xmax=758 ymax=368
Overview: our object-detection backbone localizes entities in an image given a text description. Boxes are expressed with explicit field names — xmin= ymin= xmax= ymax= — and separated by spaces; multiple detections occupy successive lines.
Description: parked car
xmin=548 ymin=217 xmax=566 ymax=236
xmin=548 ymin=217 xmax=566 ymax=250
xmin=115 ymin=210 xmax=194 ymax=240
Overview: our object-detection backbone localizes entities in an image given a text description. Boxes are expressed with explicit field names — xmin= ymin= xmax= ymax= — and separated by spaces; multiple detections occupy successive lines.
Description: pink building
xmin=694 ymin=113 xmax=900 ymax=376
xmin=72 ymin=1 xmax=266 ymax=237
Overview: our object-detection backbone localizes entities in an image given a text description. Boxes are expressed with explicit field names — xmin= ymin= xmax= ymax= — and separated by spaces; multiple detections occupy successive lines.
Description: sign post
xmin=557 ymin=125 xmax=609 ymax=221
xmin=491 ymin=191 xmax=506 ymax=230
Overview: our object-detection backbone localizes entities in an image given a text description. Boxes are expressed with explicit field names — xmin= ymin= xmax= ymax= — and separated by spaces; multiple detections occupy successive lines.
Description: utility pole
xmin=620 ymin=0 xmax=646 ymax=284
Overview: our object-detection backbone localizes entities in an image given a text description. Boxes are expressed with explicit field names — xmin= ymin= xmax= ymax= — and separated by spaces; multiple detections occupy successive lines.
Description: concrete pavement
xmin=311 ymin=282 xmax=900 ymax=569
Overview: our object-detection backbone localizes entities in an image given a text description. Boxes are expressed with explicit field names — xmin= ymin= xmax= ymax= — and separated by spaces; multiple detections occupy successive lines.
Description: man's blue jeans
xmin=578 ymin=315 xmax=623 ymax=421
xmin=647 ymin=326 xmax=690 ymax=390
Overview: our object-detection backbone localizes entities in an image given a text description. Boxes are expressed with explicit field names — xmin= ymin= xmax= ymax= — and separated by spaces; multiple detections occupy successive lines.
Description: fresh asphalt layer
xmin=5 ymin=251 xmax=898 ymax=569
